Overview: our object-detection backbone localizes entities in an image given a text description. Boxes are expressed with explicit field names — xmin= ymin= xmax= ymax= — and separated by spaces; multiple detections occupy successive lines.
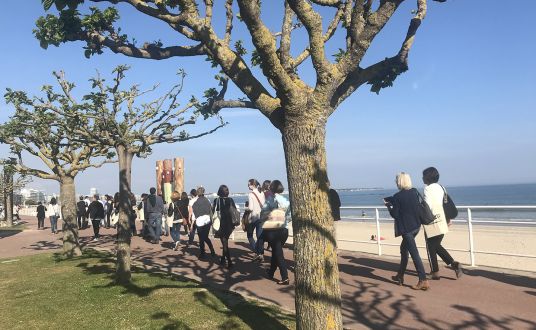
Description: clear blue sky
xmin=1 ymin=0 xmax=535 ymax=195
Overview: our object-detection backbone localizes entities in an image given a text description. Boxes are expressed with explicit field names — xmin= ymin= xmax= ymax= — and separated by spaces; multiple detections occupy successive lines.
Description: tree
xmin=35 ymin=0 xmax=444 ymax=327
xmin=51 ymin=66 xmax=224 ymax=283
xmin=0 ymin=85 xmax=114 ymax=256
xmin=0 ymin=161 xmax=31 ymax=226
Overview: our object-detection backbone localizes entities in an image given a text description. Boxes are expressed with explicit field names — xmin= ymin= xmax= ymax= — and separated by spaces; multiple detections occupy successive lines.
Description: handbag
xmin=262 ymin=208 xmax=287 ymax=230
xmin=441 ymin=185 xmax=458 ymax=222
xmin=211 ymin=198 xmax=221 ymax=232
xmin=241 ymin=210 xmax=251 ymax=231
xmin=230 ymin=202 xmax=240 ymax=226
xmin=416 ymin=190 xmax=435 ymax=225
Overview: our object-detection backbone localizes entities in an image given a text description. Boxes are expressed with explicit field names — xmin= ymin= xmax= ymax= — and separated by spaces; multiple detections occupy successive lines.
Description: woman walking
xmin=422 ymin=167 xmax=463 ymax=279
xmin=384 ymin=172 xmax=430 ymax=291
xmin=246 ymin=179 xmax=265 ymax=261
xmin=260 ymin=180 xmax=291 ymax=285
xmin=191 ymin=187 xmax=216 ymax=259
xmin=47 ymin=198 xmax=60 ymax=234
xmin=213 ymin=185 xmax=238 ymax=268
xmin=168 ymin=191 xmax=189 ymax=250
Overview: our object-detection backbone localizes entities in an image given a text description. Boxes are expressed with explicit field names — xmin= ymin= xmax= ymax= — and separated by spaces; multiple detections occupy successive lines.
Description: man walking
xmin=145 ymin=187 xmax=165 ymax=245
xmin=76 ymin=196 xmax=87 ymax=229
xmin=87 ymin=195 xmax=105 ymax=241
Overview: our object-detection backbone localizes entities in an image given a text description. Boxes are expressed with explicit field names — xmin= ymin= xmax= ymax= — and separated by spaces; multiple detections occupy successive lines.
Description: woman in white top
xmin=422 ymin=167 xmax=462 ymax=279
xmin=46 ymin=197 xmax=61 ymax=234
xmin=245 ymin=179 xmax=266 ymax=261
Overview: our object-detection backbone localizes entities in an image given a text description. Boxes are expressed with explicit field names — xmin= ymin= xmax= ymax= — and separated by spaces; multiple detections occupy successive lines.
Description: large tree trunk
xmin=116 ymin=144 xmax=134 ymax=284
xmin=59 ymin=175 xmax=82 ymax=257
xmin=283 ymin=116 xmax=343 ymax=329
xmin=5 ymin=171 xmax=14 ymax=226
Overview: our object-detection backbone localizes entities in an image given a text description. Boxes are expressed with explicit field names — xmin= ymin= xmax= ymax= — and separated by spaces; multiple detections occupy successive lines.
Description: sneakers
xmin=411 ymin=279 xmax=430 ymax=291
xmin=430 ymin=272 xmax=441 ymax=280
xmin=92 ymin=237 xmax=99 ymax=242
xmin=452 ymin=261 xmax=463 ymax=278
xmin=173 ymin=241 xmax=180 ymax=251
xmin=253 ymin=254 xmax=263 ymax=262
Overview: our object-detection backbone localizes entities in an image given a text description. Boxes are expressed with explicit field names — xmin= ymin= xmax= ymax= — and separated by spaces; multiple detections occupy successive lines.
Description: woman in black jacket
xmin=384 ymin=172 xmax=430 ymax=291
xmin=213 ymin=185 xmax=237 ymax=268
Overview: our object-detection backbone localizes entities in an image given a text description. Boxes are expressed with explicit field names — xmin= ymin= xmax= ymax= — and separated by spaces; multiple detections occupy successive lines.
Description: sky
xmin=1 ymin=0 xmax=535 ymax=196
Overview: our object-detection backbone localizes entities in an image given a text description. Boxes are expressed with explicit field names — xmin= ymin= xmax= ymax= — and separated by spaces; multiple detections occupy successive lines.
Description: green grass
xmin=0 ymin=250 xmax=295 ymax=330
xmin=0 ymin=222 xmax=26 ymax=231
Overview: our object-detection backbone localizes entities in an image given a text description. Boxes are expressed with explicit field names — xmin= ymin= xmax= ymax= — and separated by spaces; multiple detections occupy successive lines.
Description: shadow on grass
xmin=52 ymin=249 xmax=293 ymax=329
xmin=151 ymin=311 xmax=192 ymax=330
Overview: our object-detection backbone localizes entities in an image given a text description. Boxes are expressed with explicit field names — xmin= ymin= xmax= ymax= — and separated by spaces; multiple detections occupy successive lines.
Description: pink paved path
xmin=1 ymin=217 xmax=535 ymax=329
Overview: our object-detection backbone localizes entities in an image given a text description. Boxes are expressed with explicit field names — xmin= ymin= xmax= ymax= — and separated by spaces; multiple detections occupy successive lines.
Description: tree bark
xmin=116 ymin=144 xmax=134 ymax=284
xmin=5 ymin=171 xmax=14 ymax=226
xmin=283 ymin=115 xmax=343 ymax=330
xmin=59 ymin=175 xmax=82 ymax=257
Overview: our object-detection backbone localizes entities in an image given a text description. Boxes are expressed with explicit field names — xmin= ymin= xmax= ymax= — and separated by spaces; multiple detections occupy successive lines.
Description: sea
xmin=222 ymin=183 xmax=536 ymax=225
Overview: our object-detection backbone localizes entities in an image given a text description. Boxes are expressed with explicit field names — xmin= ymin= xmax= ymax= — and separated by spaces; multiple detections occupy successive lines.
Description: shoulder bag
xmin=441 ymin=185 xmax=458 ymax=222
xmin=230 ymin=200 xmax=241 ymax=227
xmin=261 ymin=198 xmax=287 ymax=230
xmin=172 ymin=202 xmax=184 ymax=224
xmin=416 ymin=190 xmax=435 ymax=225
xmin=211 ymin=198 xmax=221 ymax=232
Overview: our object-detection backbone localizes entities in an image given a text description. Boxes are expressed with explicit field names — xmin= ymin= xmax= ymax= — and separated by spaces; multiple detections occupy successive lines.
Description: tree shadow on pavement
xmin=23 ymin=240 xmax=62 ymax=251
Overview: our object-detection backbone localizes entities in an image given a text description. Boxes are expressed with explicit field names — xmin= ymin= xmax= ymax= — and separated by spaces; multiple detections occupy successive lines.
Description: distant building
xmin=90 ymin=187 xmax=98 ymax=196
xmin=20 ymin=188 xmax=46 ymax=204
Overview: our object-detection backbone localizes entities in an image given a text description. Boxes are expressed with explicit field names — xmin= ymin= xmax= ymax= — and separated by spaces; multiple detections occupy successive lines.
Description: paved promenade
xmin=1 ymin=217 xmax=535 ymax=329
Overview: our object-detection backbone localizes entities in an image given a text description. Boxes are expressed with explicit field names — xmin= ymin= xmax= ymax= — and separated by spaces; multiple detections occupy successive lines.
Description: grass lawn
xmin=0 ymin=222 xmax=26 ymax=231
xmin=0 ymin=250 xmax=295 ymax=329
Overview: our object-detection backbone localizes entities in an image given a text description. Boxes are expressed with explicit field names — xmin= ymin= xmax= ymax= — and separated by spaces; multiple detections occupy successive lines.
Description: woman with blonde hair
xmin=384 ymin=172 xmax=429 ymax=291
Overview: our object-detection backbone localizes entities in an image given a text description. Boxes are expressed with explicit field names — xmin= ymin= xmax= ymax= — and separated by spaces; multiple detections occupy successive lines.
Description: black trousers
xmin=77 ymin=214 xmax=86 ymax=229
xmin=37 ymin=216 xmax=45 ymax=229
xmin=262 ymin=228 xmax=289 ymax=280
xmin=426 ymin=234 xmax=454 ymax=272
xmin=92 ymin=219 xmax=101 ymax=238
xmin=197 ymin=223 xmax=215 ymax=255
xmin=106 ymin=213 xmax=111 ymax=228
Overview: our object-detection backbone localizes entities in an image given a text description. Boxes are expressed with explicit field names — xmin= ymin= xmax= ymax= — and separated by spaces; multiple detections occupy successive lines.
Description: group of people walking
xmin=384 ymin=167 xmax=463 ymax=291
xmin=35 ymin=166 xmax=461 ymax=289
xmin=134 ymin=179 xmax=291 ymax=284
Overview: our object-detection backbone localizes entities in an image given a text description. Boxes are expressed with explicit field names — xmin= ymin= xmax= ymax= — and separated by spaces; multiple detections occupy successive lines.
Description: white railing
xmin=336 ymin=205 xmax=536 ymax=267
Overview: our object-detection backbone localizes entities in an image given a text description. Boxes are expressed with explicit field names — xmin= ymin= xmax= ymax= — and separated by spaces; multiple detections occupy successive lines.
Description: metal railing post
xmin=375 ymin=208 xmax=382 ymax=256
xmin=467 ymin=208 xmax=476 ymax=267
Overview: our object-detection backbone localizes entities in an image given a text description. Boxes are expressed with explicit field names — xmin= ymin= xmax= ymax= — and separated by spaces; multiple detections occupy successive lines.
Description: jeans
xmin=197 ymin=223 xmax=215 ymax=256
xmin=92 ymin=219 xmax=101 ymax=238
xmin=188 ymin=223 xmax=197 ymax=244
xmin=170 ymin=222 xmax=181 ymax=243
xmin=147 ymin=213 xmax=163 ymax=242
xmin=262 ymin=228 xmax=289 ymax=280
xmin=37 ymin=216 xmax=45 ymax=229
xmin=398 ymin=228 xmax=426 ymax=280
xmin=49 ymin=215 xmax=58 ymax=233
xmin=247 ymin=220 xmax=264 ymax=255
xmin=426 ymin=234 xmax=454 ymax=272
